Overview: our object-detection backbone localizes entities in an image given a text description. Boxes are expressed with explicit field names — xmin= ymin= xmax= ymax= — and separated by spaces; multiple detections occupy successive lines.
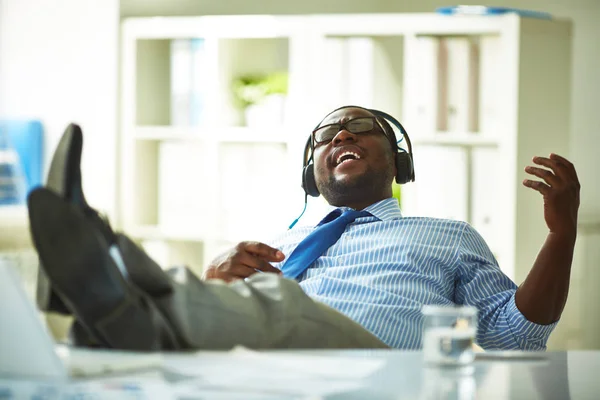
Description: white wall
xmin=0 ymin=0 xmax=120 ymax=218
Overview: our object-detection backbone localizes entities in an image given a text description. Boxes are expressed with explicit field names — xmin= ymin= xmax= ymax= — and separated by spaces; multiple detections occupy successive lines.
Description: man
xmin=202 ymin=105 xmax=580 ymax=350
xmin=30 ymin=106 xmax=580 ymax=351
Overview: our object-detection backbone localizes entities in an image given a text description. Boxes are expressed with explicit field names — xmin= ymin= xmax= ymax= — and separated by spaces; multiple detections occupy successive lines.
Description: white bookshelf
xmin=133 ymin=126 xmax=291 ymax=144
xmin=412 ymin=132 xmax=499 ymax=147
xmin=120 ymin=13 xmax=572 ymax=280
xmin=121 ymin=16 xmax=311 ymax=274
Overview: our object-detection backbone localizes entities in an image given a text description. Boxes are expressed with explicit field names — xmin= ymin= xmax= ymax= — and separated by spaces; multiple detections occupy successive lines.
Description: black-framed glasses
xmin=312 ymin=117 xmax=383 ymax=146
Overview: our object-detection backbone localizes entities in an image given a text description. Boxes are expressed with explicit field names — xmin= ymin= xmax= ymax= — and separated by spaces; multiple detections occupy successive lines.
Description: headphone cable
xmin=288 ymin=193 xmax=308 ymax=230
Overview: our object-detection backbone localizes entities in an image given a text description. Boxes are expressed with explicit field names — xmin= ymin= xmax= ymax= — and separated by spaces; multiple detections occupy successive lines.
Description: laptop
xmin=0 ymin=261 xmax=162 ymax=380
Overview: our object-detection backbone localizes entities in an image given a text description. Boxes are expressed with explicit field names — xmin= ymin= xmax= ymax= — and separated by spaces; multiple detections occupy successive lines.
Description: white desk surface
xmin=2 ymin=350 xmax=600 ymax=399
xmin=304 ymin=350 xmax=600 ymax=399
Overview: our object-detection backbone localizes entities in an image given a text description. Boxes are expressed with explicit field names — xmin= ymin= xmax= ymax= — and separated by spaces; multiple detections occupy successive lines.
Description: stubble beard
xmin=317 ymin=164 xmax=394 ymax=208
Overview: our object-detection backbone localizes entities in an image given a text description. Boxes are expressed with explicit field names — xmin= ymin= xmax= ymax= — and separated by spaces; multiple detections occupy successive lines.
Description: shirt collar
xmin=362 ymin=197 xmax=403 ymax=221
xmin=319 ymin=197 xmax=403 ymax=224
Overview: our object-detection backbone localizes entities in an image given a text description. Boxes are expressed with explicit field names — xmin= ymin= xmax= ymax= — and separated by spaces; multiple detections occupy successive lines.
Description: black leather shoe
xmin=28 ymin=188 xmax=181 ymax=351
xmin=37 ymin=124 xmax=174 ymax=315
xmin=45 ymin=124 xmax=88 ymax=208
xmin=36 ymin=124 xmax=89 ymax=315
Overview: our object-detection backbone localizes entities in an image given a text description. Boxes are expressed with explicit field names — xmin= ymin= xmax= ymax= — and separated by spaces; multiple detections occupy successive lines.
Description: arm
xmin=203 ymin=241 xmax=284 ymax=282
xmin=455 ymin=227 xmax=557 ymax=350
xmin=515 ymin=153 xmax=580 ymax=324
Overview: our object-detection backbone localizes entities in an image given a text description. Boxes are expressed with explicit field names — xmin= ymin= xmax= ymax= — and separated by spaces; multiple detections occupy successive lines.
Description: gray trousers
xmin=55 ymin=235 xmax=388 ymax=350
xmin=147 ymin=267 xmax=389 ymax=349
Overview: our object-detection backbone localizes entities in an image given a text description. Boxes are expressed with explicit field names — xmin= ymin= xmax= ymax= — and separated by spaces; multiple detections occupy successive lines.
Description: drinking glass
xmin=422 ymin=305 xmax=478 ymax=366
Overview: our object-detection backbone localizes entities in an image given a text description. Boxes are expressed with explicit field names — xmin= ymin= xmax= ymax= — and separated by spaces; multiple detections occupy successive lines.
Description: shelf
xmin=123 ymin=15 xmax=304 ymax=40
xmin=127 ymin=224 xmax=240 ymax=250
xmin=127 ymin=224 xmax=206 ymax=242
xmin=132 ymin=126 xmax=291 ymax=144
xmin=123 ymin=13 xmax=540 ymax=40
xmin=312 ymin=13 xmax=510 ymax=37
xmin=411 ymin=133 xmax=500 ymax=147
xmin=0 ymin=205 xmax=28 ymax=226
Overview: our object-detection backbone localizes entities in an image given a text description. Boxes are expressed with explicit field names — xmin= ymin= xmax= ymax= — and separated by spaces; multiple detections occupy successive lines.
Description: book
xmin=170 ymin=38 xmax=207 ymax=126
xmin=170 ymin=39 xmax=193 ymax=126
xmin=436 ymin=6 xmax=552 ymax=19
xmin=442 ymin=37 xmax=479 ymax=132
xmin=478 ymin=36 xmax=502 ymax=137
xmin=413 ymin=37 xmax=443 ymax=132
xmin=189 ymin=38 xmax=207 ymax=126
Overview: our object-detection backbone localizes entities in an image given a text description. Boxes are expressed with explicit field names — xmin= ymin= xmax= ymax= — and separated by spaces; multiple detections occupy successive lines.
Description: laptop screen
xmin=0 ymin=261 xmax=67 ymax=380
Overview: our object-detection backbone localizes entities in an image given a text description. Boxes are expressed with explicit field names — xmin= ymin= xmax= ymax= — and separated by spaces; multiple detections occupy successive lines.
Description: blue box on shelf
xmin=0 ymin=120 xmax=44 ymax=205
xmin=436 ymin=6 xmax=552 ymax=20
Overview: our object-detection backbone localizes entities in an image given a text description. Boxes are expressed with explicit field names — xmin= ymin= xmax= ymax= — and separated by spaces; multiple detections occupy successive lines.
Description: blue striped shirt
xmin=269 ymin=198 xmax=557 ymax=350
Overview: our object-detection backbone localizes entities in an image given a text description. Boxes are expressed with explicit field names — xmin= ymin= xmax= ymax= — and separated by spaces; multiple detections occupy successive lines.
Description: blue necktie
xmin=281 ymin=209 xmax=371 ymax=279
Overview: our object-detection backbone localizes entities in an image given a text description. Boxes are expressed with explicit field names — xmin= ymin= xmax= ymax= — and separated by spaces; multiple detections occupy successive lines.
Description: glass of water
xmin=422 ymin=305 xmax=478 ymax=366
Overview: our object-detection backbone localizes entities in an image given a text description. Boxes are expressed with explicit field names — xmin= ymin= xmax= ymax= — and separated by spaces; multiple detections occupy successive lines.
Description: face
xmin=312 ymin=107 xmax=396 ymax=208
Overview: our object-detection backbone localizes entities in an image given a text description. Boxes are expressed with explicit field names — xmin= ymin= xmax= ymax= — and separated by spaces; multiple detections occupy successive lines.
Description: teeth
xmin=336 ymin=151 xmax=360 ymax=165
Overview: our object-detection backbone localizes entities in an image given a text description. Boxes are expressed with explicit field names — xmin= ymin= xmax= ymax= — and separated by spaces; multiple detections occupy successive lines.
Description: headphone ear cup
xmin=302 ymin=164 xmax=320 ymax=197
xmin=395 ymin=152 xmax=414 ymax=184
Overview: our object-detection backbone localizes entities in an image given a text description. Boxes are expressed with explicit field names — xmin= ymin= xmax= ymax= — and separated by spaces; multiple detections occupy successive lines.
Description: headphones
xmin=301 ymin=105 xmax=415 ymax=197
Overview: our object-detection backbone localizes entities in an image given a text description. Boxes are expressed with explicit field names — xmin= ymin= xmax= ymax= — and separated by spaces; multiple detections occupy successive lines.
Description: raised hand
xmin=203 ymin=241 xmax=284 ymax=282
xmin=523 ymin=153 xmax=580 ymax=239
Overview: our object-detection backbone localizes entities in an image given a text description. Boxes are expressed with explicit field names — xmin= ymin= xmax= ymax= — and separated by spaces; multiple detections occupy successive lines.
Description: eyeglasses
xmin=312 ymin=117 xmax=383 ymax=146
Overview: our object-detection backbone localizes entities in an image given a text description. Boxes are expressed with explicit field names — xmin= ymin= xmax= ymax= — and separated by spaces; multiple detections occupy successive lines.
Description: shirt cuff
xmin=505 ymin=293 xmax=558 ymax=340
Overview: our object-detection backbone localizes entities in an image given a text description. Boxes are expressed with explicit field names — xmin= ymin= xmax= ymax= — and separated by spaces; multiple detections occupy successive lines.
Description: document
xmin=164 ymin=346 xmax=386 ymax=398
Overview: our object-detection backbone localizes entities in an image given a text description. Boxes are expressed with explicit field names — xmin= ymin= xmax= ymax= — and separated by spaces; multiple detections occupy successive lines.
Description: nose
xmin=332 ymin=128 xmax=357 ymax=145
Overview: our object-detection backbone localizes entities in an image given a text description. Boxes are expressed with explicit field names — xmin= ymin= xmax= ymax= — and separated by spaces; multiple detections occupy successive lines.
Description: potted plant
xmin=232 ymin=72 xmax=288 ymax=127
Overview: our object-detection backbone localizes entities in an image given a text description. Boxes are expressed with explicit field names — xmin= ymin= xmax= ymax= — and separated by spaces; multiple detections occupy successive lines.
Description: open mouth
xmin=336 ymin=151 xmax=361 ymax=166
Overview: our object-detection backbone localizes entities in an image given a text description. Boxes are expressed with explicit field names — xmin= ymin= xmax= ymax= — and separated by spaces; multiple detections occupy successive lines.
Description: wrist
xmin=548 ymin=230 xmax=577 ymax=245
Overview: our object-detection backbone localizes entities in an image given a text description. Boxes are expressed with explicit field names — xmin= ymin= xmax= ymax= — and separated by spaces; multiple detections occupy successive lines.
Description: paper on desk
xmin=165 ymin=346 xmax=385 ymax=398
xmin=173 ymin=383 xmax=329 ymax=400
xmin=168 ymin=346 xmax=384 ymax=379
xmin=0 ymin=378 xmax=175 ymax=400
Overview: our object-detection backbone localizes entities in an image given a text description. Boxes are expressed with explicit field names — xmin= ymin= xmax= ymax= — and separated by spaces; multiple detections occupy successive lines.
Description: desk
xmin=302 ymin=350 xmax=599 ymax=399
xmin=2 ymin=350 xmax=599 ymax=399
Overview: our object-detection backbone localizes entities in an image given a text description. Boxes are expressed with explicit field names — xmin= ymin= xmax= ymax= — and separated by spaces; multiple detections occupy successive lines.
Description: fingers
xmin=523 ymin=179 xmax=551 ymax=195
xmin=549 ymin=153 xmax=580 ymax=183
xmin=524 ymin=166 xmax=560 ymax=187
xmin=531 ymin=154 xmax=579 ymax=182
xmin=531 ymin=156 xmax=564 ymax=179
xmin=237 ymin=251 xmax=282 ymax=274
xmin=239 ymin=241 xmax=285 ymax=262
xmin=203 ymin=242 xmax=285 ymax=282
xmin=523 ymin=153 xmax=580 ymax=196
xmin=227 ymin=264 xmax=260 ymax=279
xmin=549 ymin=153 xmax=574 ymax=169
